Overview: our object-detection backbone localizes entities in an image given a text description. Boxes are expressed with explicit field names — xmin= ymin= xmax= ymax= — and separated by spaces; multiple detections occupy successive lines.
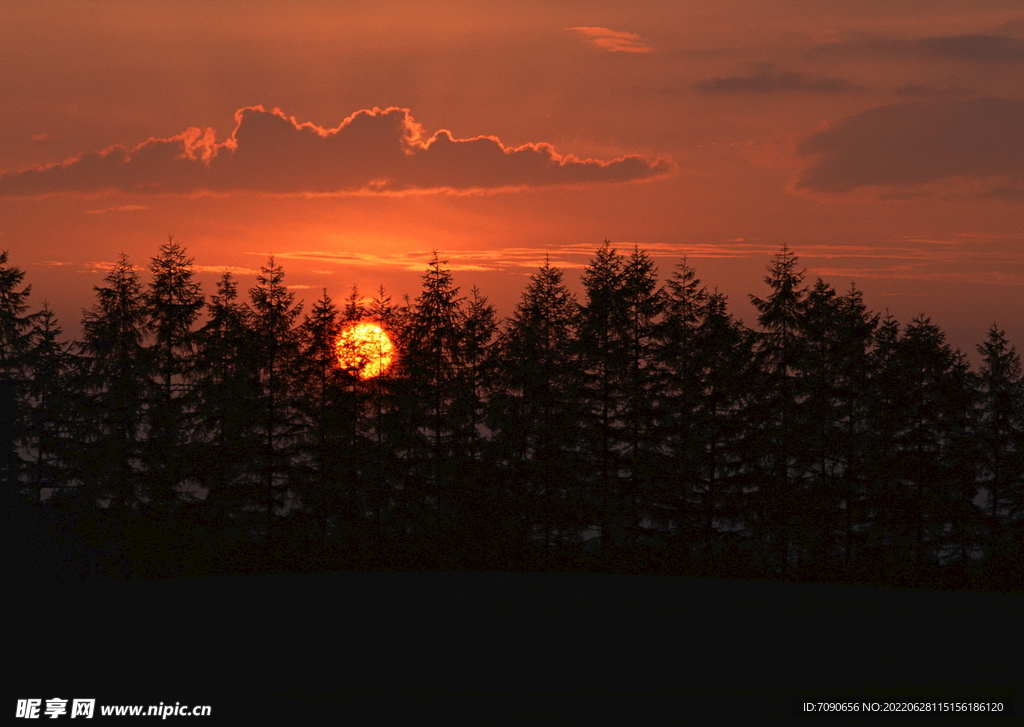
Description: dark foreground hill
xmin=6 ymin=571 xmax=1021 ymax=723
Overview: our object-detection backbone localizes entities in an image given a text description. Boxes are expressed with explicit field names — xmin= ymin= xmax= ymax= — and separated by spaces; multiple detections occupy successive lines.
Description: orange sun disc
xmin=335 ymin=322 xmax=395 ymax=379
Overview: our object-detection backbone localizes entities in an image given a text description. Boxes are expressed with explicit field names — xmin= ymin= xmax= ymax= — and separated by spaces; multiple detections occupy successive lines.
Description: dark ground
xmin=6 ymin=568 xmax=1022 ymax=724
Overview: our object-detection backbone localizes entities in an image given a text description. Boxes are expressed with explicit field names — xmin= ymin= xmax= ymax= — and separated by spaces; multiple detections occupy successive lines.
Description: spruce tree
xmin=245 ymin=257 xmax=305 ymax=554
xmin=576 ymin=241 xmax=662 ymax=558
xmin=655 ymin=262 xmax=753 ymax=574
xmin=974 ymin=324 xmax=1024 ymax=583
xmin=748 ymin=244 xmax=809 ymax=575
xmin=402 ymin=253 xmax=465 ymax=555
xmin=0 ymin=250 xmax=35 ymax=507
xmin=363 ymin=285 xmax=407 ymax=543
xmin=871 ymin=315 xmax=975 ymax=583
xmin=618 ymin=246 xmax=664 ymax=554
xmin=794 ymin=281 xmax=880 ymax=578
xmin=576 ymin=241 xmax=628 ymax=555
xmin=77 ymin=255 xmax=149 ymax=513
xmin=142 ymin=239 xmax=204 ymax=510
xmin=491 ymin=258 xmax=583 ymax=559
xmin=293 ymin=288 xmax=347 ymax=544
xmin=192 ymin=272 xmax=259 ymax=542
xmin=21 ymin=304 xmax=79 ymax=504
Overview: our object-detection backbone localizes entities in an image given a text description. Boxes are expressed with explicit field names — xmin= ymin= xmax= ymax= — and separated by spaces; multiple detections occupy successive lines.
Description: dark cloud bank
xmin=796 ymin=97 xmax=1024 ymax=195
xmin=811 ymin=33 xmax=1024 ymax=63
xmin=0 ymin=106 xmax=674 ymax=197
xmin=695 ymin=63 xmax=861 ymax=94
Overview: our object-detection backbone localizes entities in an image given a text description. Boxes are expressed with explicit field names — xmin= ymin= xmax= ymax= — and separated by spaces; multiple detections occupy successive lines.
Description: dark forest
xmin=3 ymin=240 xmax=1022 ymax=594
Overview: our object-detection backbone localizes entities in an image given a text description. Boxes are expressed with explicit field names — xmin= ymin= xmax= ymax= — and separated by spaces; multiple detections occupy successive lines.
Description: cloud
xmin=266 ymin=240 xmax=779 ymax=276
xmin=795 ymin=97 xmax=1024 ymax=194
xmin=893 ymin=83 xmax=973 ymax=98
xmin=812 ymin=33 xmax=1024 ymax=62
xmin=976 ymin=186 xmax=1024 ymax=202
xmin=569 ymin=27 xmax=652 ymax=53
xmin=695 ymin=64 xmax=862 ymax=94
xmin=913 ymin=34 xmax=1024 ymax=62
xmin=191 ymin=265 xmax=260 ymax=276
xmin=0 ymin=106 xmax=673 ymax=198
xmin=84 ymin=204 xmax=150 ymax=214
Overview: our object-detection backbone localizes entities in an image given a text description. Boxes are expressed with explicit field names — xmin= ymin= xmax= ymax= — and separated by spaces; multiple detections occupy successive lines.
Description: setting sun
xmin=335 ymin=321 xmax=395 ymax=379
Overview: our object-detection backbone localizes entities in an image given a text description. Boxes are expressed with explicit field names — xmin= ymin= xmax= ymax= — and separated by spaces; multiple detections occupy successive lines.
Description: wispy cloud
xmin=262 ymin=240 xmax=786 ymax=276
xmin=84 ymin=204 xmax=150 ymax=214
xmin=569 ymin=27 xmax=652 ymax=54
xmin=0 ymin=106 xmax=673 ymax=198
xmin=79 ymin=261 xmax=120 ymax=274
xmin=191 ymin=265 xmax=260 ymax=276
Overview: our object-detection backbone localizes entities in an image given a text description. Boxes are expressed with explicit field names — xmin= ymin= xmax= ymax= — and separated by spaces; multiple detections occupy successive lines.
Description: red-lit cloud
xmin=0 ymin=106 xmax=673 ymax=198
xmin=796 ymin=97 xmax=1024 ymax=197
xmin=569 ymin=27 xmax=652 ymax=53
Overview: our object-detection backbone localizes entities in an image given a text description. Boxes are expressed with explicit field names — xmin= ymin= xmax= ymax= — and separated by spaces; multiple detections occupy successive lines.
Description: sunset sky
xmin=2 ymin=0 xmax=1023 ymax=359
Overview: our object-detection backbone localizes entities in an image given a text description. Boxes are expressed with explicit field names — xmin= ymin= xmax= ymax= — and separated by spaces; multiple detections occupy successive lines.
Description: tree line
xmin=2 ymin=240 xmax=1022 ymax=591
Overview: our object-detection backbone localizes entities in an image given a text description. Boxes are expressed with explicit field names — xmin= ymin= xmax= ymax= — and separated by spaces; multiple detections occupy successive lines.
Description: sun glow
xmin=335 ymin=321 xmax=395 ymax=379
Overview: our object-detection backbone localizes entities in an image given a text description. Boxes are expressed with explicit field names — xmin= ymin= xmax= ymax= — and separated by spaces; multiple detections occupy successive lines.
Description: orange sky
xmin=2 ymin=0 xmax=1022 ymax=359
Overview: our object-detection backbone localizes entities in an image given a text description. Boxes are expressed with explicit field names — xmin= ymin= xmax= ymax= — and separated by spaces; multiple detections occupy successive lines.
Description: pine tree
xmin=869 ymin=315 xmax=975 ymax=583
xmin=21 ymin=304 xmax=79 ymax=504
xmin=245 ymin=257 xmax=305 ymax=554
xmin=747 ymin=244 xmax=809 ymax=575
xmin=651 ymin=259 xmax=708 ymax=564
xmin=142 ymin=238 xmax=204 ymax=510
xmin=77 ymin=255 xmax=149 ymax=513
xmin=575 ymin=241 xmax=662 ymax=558
xmin=363 ymin=285 xmax=407 ymax=543
xmin=192 ymin=272 xmax=259 ymax=542
xmin=974 ymin=324 xmax=1024 ymax=582
xmin=0 ymin=250 xmax=35 ymax=508
xmin=797 ymin=280 xmax=879 ymax=579
xmin=293 ymin=288 xmax=347 ymax=544
xmin=491 ymin=258 xmax=583 ymax=559
xmin=618 ymin=246 xmax=664 ymax=555
xmin=655 ymin=260 xmax=753 ymax=574
xmin=401 ymin=253 xmax=465 ymax=555
xmin=576 ymin=241 xmax=628 ymax=554
xmin=448 ymin=285 xmax=503 ymax=565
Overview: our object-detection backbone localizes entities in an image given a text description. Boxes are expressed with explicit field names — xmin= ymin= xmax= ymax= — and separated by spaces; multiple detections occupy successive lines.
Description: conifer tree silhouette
xmin=974 ymin=324 xmax=1024 ymax=585
xmin=797 ymin=280 xmax=879 ymax=578
xmin=3 ymin=240 xmax=1021 ymax=589
xmin=22 ymin=303 xmax=78 ymax=505
xmin=401 ymin=253 xmax=466 ymax=560
xmin=618 ymin=247 xmax=664 ymax=554
xmin=576 ymin=241 xmax=628 ymax=555
xmin=364 ymin=285 xmax=407 ymax=548
xmin=293 ymin=288 xmax=346 ymax=546
xmin=0 ymin=250 xmax=35 ymax=508
xmin=193 ymin=272 xmax=258 ymax=544
xmin=655 ymin=260 xmax=753 ymax=574
xmin=245 ymin=257 xmax=304 ymax=556
xmin=142 ymin=238 xmax=204 ymax=511
xmin=78 ymin=255 xmax=148 ymax=515
xmin=870 ymin=315 xmax=974 ymax=583
xmin=748 ymin=244 xmax=809 ymax=575
xmin=491 ymin=257 xmax=584 ymax=559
